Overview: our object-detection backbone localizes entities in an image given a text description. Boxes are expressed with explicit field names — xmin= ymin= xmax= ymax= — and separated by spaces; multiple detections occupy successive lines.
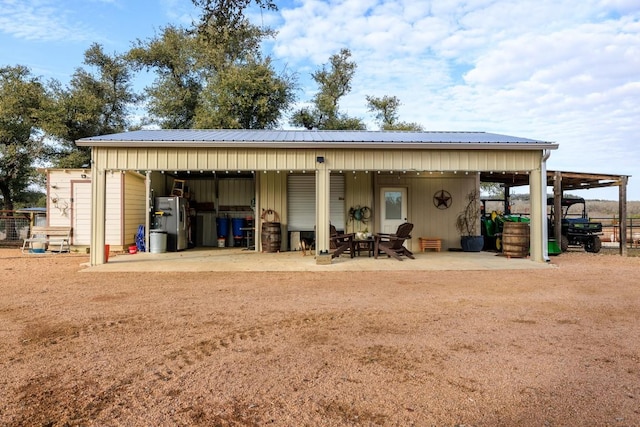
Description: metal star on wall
xmin=433 ymin=190 xmax=452 ymax=209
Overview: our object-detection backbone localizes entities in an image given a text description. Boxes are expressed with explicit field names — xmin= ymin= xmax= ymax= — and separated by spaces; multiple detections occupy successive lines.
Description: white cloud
xmin=268 ymin=0 xmax=640 ymax=197
xmin=0 ymin=0 xmax=97 ymax=42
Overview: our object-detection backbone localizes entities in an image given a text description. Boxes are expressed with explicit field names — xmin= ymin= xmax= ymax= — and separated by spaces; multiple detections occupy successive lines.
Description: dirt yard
xmin=1 ymin=248 xmax=638 ymax=426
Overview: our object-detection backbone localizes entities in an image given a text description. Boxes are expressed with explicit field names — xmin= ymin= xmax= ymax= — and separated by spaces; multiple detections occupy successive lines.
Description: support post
xmin=619 ymin=176 xmax=628 ymax=256
xmin=145 ymin=171 xmax=151 ymax=252
xmin=529 ymin=161 xmax=546 ymax=262
xmin=554 ymin=171 xmax=562 ymax=247
xmin=90 ymin=166 xmax=107 ymax=266
xmin=315 ymin=161 xmax=331 ymax=259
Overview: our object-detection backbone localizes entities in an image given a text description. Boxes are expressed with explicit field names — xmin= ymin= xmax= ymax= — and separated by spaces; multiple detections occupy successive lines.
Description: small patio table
xmin=354 ymin=238 xmax=374 ymax=257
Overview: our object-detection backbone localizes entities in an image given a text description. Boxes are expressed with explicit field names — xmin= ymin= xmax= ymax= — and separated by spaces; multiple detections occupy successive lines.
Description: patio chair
xmin=374 ymin=222 xmax=415 ymax=261
xmin=330 ymin=224 xmax=355 ymax=259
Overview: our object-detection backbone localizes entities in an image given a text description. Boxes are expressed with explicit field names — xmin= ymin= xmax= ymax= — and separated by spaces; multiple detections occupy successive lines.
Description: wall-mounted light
xmin=316 ymin=156 xmax=325 ymax=163
xmin=80 ymin=174 xmax=87 ymax=179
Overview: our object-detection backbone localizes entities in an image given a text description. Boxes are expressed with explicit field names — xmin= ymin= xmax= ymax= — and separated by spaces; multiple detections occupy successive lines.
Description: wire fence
xmin=592 ymin=217 xmax=640 ymax=248
xmin=0 ymin=211 xmax=32 ymax=245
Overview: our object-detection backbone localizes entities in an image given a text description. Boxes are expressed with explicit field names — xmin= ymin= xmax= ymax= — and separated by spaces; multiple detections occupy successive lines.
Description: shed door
xmin=72 ymin=181 xmax=92 ymax=245
xmin=288 ymin=174 xmax=345 ymax=231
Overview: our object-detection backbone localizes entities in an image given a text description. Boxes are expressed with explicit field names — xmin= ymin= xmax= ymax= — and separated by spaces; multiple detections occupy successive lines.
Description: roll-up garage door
xmin=288 ymin=174 xmax=345 ymax=231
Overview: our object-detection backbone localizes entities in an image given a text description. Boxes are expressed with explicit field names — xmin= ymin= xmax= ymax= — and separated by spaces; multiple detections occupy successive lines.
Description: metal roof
xmin=76 ymin=129 xmax=557 ymax=150
xmin=480 ymin=170 xmax=630 ymax=191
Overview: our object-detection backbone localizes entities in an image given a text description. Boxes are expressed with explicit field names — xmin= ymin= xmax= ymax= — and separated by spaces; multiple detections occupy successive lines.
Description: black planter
xmin=460 ymin=235 xmax=484 ymax=252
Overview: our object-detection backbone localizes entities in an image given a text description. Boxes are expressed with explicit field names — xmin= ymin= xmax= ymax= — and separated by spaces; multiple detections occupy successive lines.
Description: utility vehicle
xmin=548 ymin=197 xmax=602 ymax=253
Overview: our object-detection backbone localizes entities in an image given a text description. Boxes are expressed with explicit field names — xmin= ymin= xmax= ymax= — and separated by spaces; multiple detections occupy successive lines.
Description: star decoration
xmin=433 ymin=190 xmax=452 ymax=209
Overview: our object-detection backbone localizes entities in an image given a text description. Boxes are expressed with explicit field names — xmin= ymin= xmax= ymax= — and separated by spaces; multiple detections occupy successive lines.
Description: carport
xmin=481 ymin=170 xmax=631 ymax=255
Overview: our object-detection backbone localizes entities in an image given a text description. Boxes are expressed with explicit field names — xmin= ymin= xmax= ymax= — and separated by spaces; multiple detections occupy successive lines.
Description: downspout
xmin=541 ymin=149 xmax=551 ymax=262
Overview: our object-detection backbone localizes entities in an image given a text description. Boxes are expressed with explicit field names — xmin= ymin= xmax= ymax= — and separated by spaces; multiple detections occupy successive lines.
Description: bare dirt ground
xmin=1 ymin=248 xmax=639 ymax=426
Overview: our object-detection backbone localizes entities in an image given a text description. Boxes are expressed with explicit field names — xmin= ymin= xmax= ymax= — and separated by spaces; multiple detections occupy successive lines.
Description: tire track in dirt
xmin=148 ymin=310 xmax=355 ymax=383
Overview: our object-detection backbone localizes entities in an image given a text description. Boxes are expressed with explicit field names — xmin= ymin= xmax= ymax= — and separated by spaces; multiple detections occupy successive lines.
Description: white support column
xmin=315 ymin=162 xmax=331 ymax=255
xmin=254 ymin=171 xmax=261 ymax=252
xmin=145 ymin=171 xmax=151 ymax=252
xmin=90 ymin=167 xmax=107 ymax=266
xmin=529 ymin=151 xmax=549 ymax=262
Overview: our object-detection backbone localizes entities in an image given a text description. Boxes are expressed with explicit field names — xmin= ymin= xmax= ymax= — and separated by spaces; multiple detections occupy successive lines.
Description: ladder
xmin=171 ymin=179 xmax=186 ymax=197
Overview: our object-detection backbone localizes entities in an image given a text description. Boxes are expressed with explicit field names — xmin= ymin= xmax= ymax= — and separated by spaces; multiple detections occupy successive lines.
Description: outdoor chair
xmin=374 ymin=222 xmax=415 ymax=261
xmin=330 ymin=224 xmax=355 ymax=259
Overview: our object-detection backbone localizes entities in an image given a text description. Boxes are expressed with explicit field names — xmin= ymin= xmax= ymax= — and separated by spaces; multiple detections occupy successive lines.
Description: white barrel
xmin=149 ymin=230 xmax=167 ymax=253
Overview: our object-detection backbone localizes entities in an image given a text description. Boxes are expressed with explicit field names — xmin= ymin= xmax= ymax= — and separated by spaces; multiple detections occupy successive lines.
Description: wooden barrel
xmin=502 ymin=222 xmax=530 ymax=258
xmin=261 ymin=222 xmax=281 ymax=253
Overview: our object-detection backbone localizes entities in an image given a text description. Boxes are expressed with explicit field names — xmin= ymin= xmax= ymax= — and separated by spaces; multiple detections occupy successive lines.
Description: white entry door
xmin=379 ymin=187 xmax=407 ymax=234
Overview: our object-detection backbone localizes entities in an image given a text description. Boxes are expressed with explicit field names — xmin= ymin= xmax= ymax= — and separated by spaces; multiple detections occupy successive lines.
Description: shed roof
xmin=480 ymin=170 xmax=630 ymax=191
xmin=77 ymin=129 xmax=558 ymax=150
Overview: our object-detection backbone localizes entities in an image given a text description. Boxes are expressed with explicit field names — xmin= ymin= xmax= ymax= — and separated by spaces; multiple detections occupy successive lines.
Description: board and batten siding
xmin=47 ymin=169 xmax=86 ymax=228
xmin=47 ymin=169 xmax=146 ymax=250
xmin=72 ymin=181 xmax=92 ymax=245
xmin=105 ymin=172 xmax=123 ymax=247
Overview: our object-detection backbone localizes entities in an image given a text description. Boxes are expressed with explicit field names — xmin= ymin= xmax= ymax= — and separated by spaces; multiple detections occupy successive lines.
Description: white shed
xmin=44 ymin=168 xmax=146 ymax=252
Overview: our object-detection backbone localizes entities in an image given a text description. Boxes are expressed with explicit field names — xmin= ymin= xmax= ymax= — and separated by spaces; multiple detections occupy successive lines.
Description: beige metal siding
xmin=105 ymin=172 xmax=123 ymax=246
xmin=219 ymin=178 xmax=254 ymax=207
xmin=375 ymin=174 xmax=476 ymax=252
xmin=186 ymin=178 xmax=216 ymax=205
xmin=94 ymin=147 xmax=541 ymax=173
xmin=257 ymin=171 xmax=287 ymax=251
xmin=123 ymin=172 xmax=146 ymax=247
xmin=344 ymin=172 xmax=373 ymax=233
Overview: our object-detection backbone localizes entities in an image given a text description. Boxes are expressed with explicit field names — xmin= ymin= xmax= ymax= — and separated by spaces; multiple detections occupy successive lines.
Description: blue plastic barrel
xmin=232 ymin=218 xmax=245 ymax=238
xmin=216 ymin=217 xmax=229 ymax=238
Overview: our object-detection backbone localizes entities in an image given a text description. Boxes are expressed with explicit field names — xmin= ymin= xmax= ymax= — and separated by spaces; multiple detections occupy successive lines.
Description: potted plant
xmin=455 ymin=189 xmax=484 ymax=252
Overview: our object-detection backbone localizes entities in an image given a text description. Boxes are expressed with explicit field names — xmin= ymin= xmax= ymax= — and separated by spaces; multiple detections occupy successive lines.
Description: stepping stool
xmin=419 ymin=237 xmax=442 ymax=252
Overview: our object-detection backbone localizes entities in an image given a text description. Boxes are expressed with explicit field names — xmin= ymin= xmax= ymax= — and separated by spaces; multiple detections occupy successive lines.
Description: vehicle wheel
xmin=560 ymin=235 xmax=569 ymax=252
xmin=495 ymin=236 xmax=502 ymax=252
xmin=585 ymin=236 xmax=602 ymax=253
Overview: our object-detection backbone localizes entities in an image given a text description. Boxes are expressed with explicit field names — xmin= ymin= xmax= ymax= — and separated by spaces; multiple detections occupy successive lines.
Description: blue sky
xmin=1 ymin=0 xmax=639 ymax=201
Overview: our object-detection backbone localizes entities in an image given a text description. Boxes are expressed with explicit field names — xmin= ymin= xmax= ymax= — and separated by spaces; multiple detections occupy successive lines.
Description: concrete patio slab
xmin=83 ymin=248 xmax=555 ymax=272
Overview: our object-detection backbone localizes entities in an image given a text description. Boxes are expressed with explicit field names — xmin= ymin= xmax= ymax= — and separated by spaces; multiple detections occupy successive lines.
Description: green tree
xmin=366 ymin=95 xmax=423 ymax=131
xmin=0 ymin=66 xmax=46 ymax=211
xmin=128 ymin=26 xmax=202 ymax=129
xmin=290 ymin=48 xmax=365 ymax=130
xmin=45 ymin=43 xmax=140 ymax=168
xmin=195 ymin=58 xmax=295 ymax=129
xmin=191 ymin=0 xmax=277 ymax=31
xmin=129 ymin=15 xmax=295 ymax=130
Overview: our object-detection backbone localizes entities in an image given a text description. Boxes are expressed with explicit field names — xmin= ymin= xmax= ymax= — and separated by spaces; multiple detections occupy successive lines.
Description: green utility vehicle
xmin=548 ymin=197 xmax=603 ymax=253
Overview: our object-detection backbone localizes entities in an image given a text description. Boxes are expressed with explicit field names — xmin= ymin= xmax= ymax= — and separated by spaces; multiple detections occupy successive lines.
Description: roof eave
xmin=75 ymin=140 xmax=559 ymax=150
